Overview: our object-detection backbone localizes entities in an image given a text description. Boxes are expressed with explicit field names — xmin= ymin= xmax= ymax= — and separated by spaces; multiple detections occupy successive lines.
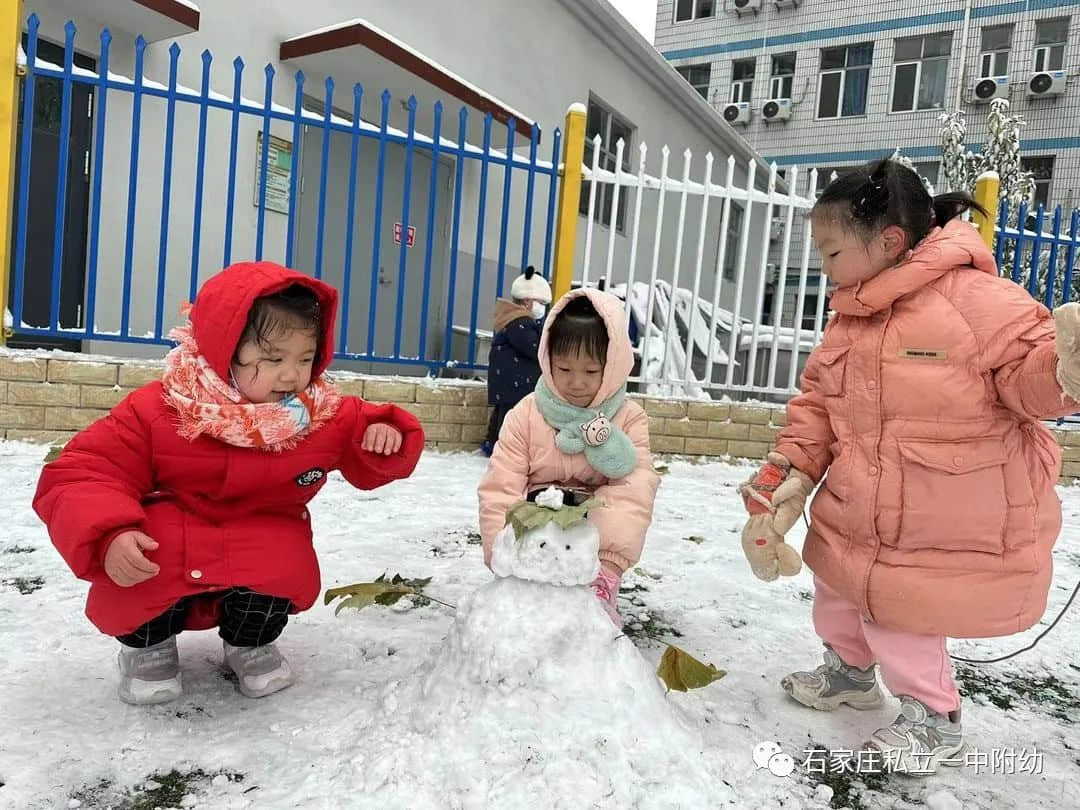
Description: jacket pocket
xmin=898 ymin=438 xmax=1007 ymax=554
xmin=813 ymin=346 xmax=849 ymax=397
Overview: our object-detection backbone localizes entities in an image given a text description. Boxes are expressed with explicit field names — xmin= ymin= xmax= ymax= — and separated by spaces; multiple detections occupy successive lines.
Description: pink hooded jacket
xmin=477 ymin=288 xmax=660 ymax=572
xmin=775 ymin=219 xmax=1076 ymax=638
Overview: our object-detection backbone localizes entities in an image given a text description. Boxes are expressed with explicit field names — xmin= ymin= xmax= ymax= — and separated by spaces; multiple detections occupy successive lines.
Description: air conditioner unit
xmin=773 ymin=0 xmax=800 ymax=8
xmin=1028 ymin=70 xmax=1066 ymax=97
xmin=971 ymin=76 xmax=1009 ymax=103
xmin=762 ymin=98 xmax=792 ymax=121
xmin=723 ymin=101 xmax=752 ymax=124
xmin=727 ymin=0 xmax=762 ymax=15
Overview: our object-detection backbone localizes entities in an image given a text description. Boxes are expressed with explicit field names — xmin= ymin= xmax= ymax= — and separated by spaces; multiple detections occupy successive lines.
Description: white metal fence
xmin=578 ymin=136 xmax=825 ymax=401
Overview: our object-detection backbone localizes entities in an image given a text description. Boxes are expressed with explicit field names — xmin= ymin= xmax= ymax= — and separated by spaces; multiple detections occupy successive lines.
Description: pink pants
xmin=812 ymin=576 xmax=960 ymax=714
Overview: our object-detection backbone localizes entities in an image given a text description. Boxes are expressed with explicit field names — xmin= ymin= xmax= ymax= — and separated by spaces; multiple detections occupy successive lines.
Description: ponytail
xmin=932 ymin=192 xmax=988 ymax=228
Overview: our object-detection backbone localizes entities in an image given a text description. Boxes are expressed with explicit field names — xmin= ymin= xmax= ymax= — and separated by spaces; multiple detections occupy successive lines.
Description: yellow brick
xmin=334 ymin=378 xmax=366 ymax=397
xmin=461 ymin=387 xmax=488 ymax=406
xmin=684 ymin=438 xmax=730 ymax=456
xmin=422 ymin=422 xmax=462 ymax=442
xmin=44 ymin=407 xmax=109 ymax=431
xmin=708 ymin=421 xmax=750 ymax=440
xmin=749 ymin=424 xmax=781 ymax=443
xmin=0 ymin=356 xmax=47 ymax=382
xmin=81 ymin=386 xmax=135 ymax=409
xmin=5 ymin=429 xmax=76 ymax=444
xmin=730 ymin=404 xmax=772 ymax=425
xmin=771 ymin=408 xmax=789 ymax=427
xmin=0 ymin=404 xmax=45 ymax=428
xmin=727 ymin=440 xmax=770 ymax=460
xmin=687 ymin=401 xmax=731 ymax=421
xmin=634 ymin=397 xmax=687 ymax=418
xmin=415 ymin=385 xmax=476 ymax=405
xmin=7 ymin=382 xmax=80 ymax=406
xmin=117 ymin=365 xmax=162 ymax=387
xmin=363 ymin=380 xmax=417 ymax=403
xmin=650 ymin=435 xmax=685 ymax=453
xmin=0 ymin=381 xmax=7 ymax=401
xmin=1062 ymin=446 xmax=1080 ymax=462
xmin=435 ymin=442 xmax=476 ymax=452
xmin=461 ymin=423 xmax=489 ymax=443
xmin=48 ymin=359 xmax=118 ymax=385
xmin=663 ymin=417 xmax=708 ymax=437
xmin=1061 ymin=460 xmax=1080 ymax=480
xmin=647 ymin=416 xmax=666 ymax=436
xmin=439 ymin=404 xmax=488 ymax=425
xmin=401 ymin=402 xmax=442 ymax=422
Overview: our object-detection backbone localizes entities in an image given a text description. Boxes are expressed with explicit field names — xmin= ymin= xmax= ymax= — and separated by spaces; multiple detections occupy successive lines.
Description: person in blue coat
xmin=483 ymin=266 xmax=552 ymax=455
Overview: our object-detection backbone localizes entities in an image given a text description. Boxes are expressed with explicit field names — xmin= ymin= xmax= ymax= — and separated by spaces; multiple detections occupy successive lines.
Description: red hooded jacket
xmin=34 ymin=262 xmax=424 ymax=636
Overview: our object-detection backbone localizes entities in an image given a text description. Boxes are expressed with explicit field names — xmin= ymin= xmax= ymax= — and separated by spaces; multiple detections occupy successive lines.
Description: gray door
xmin=295 ymin=117 xmax=452 ymax=375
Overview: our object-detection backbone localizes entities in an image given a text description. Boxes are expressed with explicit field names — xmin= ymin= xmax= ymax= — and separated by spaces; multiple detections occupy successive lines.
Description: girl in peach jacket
xmin=478 ymin=288 xmax=660 ymax=624
xmin=740 ymin=159 xmax=1080 ymax=774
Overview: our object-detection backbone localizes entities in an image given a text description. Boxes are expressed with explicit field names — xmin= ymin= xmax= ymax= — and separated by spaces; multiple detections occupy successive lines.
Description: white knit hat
xmin=510 ymin=266 xmax=552 ymax=304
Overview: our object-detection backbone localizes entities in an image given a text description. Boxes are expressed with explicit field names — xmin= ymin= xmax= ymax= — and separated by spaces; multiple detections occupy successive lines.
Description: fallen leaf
xmin=684 ymin=535 xmax=706 ymax=545
xmin=657 ymin=645 xmax=726 ymax=692
xmin=324 ymin=582 xmax=415 ymax=615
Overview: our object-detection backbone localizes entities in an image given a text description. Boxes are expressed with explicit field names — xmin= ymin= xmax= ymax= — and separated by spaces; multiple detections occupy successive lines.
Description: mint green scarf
xmin=534 ymin=378 xmax=638 ymax=479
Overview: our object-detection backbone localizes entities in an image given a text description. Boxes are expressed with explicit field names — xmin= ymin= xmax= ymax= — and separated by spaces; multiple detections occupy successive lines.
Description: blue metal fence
xmin=994 ymin=198 xmax=1080 ymax=309
xmin=11 ymin=15 xmax=561 ymax=371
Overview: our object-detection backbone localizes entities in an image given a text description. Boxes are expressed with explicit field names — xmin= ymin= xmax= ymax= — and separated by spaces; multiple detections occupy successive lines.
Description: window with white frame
xmin=731 ymin=58 xmax=755 ymax=104
xmin=1021 ymin=155 xmax=1055 ymax=209
xmin=980 ymin=25 xmax=1012 ymax=78
xmin=674 ymin=0 xmax=715 ymax=23
xmin=579 ymin=97 xmax=634 ymax=233
xmin=891 ymin=33 xmax=953 ymax=112
xmin=817 ymin=43 xmax=873 ymax=118
xmin=770 ymin=52 xmax=796 ymax=99
xmin=721 ymin=203 xmax=744 ymax=281
xmin=676 ymin=63 xmax=712 ymax=100
xmin=1035 ymin=18 xmax=1069 ymax=72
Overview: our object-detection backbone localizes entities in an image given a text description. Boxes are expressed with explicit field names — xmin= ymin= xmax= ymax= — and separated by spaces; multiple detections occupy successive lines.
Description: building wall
xmin=657 ymin=0 xmax=1080 ymax=210
xmin=20 ymin=0 xmax=775 ymax=369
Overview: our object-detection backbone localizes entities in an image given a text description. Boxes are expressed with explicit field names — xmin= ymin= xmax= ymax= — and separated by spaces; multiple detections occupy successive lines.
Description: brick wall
xmin=2 ymin=351 xmax=1079 ymax=483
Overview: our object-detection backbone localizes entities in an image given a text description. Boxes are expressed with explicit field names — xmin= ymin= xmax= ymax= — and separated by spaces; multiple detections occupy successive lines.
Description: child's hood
xmin=831 ymin=219 xmax=998 ymax=316
xmin=188 ymin=261 xmax=339 ymax=381
xmin=538 ymin=288 xmax=634 ymax=408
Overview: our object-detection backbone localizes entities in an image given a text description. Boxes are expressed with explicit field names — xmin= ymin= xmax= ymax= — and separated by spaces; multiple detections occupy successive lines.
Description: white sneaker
xmin=118 ymin=637 xmax=182 ymax=705
xmin=861 ymin=696 xmax=965 ymax=775
xmin=781 ymin=646 xmax=885 ymax=711
xmin=223 ymin=641 xmax=294 ymax=698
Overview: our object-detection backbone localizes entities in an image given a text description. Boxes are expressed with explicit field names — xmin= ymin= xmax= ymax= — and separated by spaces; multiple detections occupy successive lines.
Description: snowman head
xmin=490 ymin=519 xmax=600 ymax=586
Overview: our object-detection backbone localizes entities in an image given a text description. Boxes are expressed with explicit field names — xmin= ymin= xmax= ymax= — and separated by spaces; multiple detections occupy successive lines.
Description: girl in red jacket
xmin=34 ymin=262 xmax=424 ymax=705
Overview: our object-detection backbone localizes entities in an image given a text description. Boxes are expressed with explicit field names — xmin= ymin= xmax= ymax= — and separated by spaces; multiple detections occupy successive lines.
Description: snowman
xmin=357 ymin=488 xmax=736 ymax=809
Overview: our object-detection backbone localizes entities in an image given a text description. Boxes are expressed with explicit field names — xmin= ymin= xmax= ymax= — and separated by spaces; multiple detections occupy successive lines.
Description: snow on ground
xmin=1 ymin=441 xmax=1078 ymax=809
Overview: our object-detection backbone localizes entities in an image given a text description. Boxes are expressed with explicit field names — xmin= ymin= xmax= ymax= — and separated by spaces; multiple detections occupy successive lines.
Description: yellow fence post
xmin=972 ymin=170 xmax=1001 ymax=254
xmin=0 ymin=1 xmax=22 ymax=344
xmin=550 ymin=103 xmax=586 ymax=301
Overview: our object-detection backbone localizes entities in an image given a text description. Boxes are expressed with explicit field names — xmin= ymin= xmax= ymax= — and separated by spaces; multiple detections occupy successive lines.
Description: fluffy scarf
xmin=161 ymin=322 xmax=341 ymax=451
xmin=534 ymin=379 xmax=637 ymax=479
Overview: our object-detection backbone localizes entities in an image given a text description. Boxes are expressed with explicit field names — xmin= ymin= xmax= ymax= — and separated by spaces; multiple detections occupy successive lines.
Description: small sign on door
xmin=393 ymin=223 xmax=416 ymax=247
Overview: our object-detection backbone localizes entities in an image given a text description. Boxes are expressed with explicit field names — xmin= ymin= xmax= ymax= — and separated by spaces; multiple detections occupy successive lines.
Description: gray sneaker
xmin=223 ymin=641 xmax=294 ymax=698
xmin=117 ymin=636 xmax=182 ymax=705
xmin=781 ymin=646 xmax=885 ymax=711
xmin=860 ymin=696 xmax=964 ymax=775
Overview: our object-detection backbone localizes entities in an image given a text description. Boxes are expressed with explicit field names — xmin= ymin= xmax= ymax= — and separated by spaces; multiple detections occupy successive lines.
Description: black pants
xmin=117 ymin=588 xmax=293 ymax=648
xmin=486 ymin=405 xmax=511 ymax=445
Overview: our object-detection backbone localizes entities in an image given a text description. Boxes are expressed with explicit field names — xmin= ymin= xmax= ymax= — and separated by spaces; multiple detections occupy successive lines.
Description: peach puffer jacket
xmin=775 ymin=219 xmax=1076 ymax=638
xmin=477 ymin=288 xmax=660 ymax=573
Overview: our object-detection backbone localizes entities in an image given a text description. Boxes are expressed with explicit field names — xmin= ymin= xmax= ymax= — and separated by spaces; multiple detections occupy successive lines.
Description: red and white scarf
xmin=162 ymin=322 xmax=342 ymax=451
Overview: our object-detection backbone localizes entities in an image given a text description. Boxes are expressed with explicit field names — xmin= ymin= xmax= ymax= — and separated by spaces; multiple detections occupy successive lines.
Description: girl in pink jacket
xmin=478 ymin=288 xmax=661 ymax=623
xmin=740 ymin=159 xmax=1080 ymax=774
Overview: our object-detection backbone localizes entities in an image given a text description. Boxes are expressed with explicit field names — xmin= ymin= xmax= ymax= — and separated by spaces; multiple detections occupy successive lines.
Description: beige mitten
xmin=1054 ymin=303 xmax=1080 ymax=401
xmin=738 ymin=452 xmax=813 ymax=582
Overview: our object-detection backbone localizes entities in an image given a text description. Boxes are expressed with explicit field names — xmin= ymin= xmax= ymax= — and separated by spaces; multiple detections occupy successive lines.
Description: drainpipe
xmin=954 ymin=0 xmax=974 ymax=112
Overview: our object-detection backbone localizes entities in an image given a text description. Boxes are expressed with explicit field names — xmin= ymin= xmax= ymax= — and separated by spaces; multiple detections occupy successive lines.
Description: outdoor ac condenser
xmin=762 ymin=98 xmax=792 ymax=121
xmin=971 ymin=76 xmax=1009 ymax=103
xmin=723 ymin=102 xmax=752 ymax=124
xmin=1028 ymin=71 xmax=1067 ymax=97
